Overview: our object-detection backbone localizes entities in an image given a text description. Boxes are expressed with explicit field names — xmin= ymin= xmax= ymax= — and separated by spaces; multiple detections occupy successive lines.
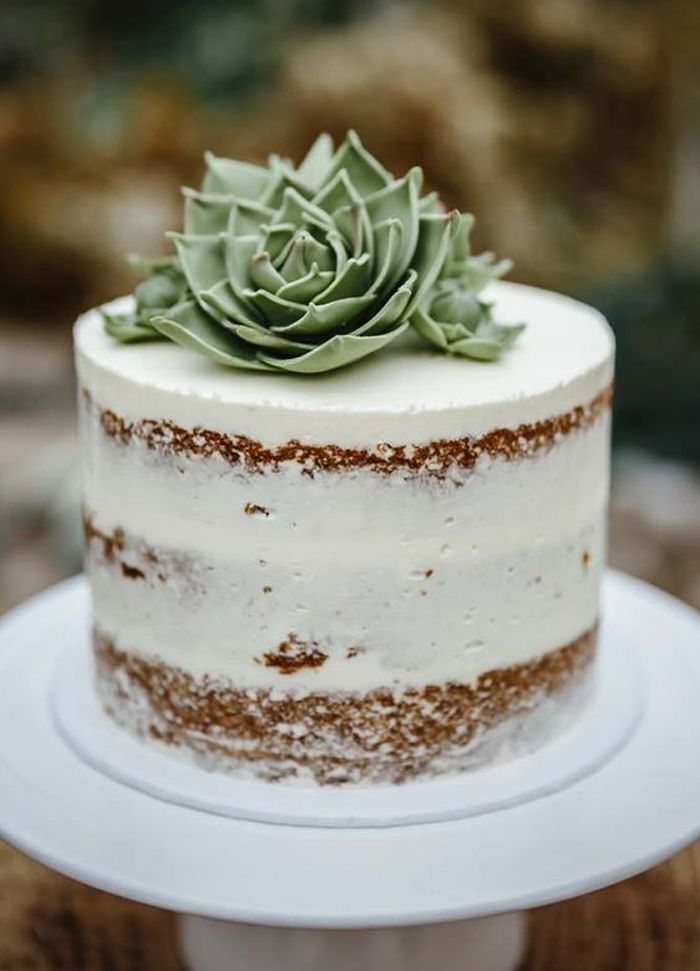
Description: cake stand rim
xmin=0 ymin=569 xmax=699 ymax=929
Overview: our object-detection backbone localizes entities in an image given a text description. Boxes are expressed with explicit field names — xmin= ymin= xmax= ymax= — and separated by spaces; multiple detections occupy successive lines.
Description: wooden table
xmin=1 ymin=839 xmax=699 ymax=970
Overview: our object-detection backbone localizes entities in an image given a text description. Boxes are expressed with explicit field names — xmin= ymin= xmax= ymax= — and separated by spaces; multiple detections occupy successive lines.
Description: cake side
xmin=76 ymin=281 xmax=613 ymax=784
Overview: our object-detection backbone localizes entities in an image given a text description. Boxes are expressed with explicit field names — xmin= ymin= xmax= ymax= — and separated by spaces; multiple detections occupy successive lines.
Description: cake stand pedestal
xmin=179 ymin=912 xmax=526 ymax=971
xmin=1 ymin=571 xmax=699 ymax=971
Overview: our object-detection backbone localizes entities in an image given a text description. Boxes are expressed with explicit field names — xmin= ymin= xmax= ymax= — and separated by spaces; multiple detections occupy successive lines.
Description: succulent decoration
xmin=103 ymin=131 xmax=523 ymax=374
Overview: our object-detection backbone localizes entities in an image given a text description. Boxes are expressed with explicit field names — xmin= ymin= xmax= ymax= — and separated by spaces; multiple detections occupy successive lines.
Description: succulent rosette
xmin=411 ymin=215 xmax=524 ymax=361
xmin=104 ymin=131 xmax=522 ymax=373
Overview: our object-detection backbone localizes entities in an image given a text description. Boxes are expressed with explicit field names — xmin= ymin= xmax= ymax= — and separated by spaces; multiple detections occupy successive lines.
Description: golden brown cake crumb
xmin=94 ymin=626 xmax=596 ymax=785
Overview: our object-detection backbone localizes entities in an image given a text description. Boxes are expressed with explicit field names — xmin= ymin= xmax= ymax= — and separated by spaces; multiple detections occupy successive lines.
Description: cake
xmin=75 ymin=132 xmax=614 ymax=785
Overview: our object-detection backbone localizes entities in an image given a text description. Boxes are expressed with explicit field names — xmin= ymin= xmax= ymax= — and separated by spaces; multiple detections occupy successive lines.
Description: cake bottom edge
xmin=93 ymin=626 xmax=597 ymax=786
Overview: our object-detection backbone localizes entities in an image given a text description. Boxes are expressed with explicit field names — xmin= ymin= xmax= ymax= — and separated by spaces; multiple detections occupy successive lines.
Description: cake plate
xmin=1 ymin=571 xmax=699 ymax=971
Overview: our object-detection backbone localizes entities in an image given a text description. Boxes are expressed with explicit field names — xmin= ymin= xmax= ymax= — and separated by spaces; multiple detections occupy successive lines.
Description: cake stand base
xmin=179 ymin=912 xmax=526 ymax=971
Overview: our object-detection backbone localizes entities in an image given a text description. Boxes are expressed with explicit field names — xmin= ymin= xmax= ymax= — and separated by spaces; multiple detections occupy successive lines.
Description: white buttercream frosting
xmin=76 ymin=282 xmax=613 ymax=697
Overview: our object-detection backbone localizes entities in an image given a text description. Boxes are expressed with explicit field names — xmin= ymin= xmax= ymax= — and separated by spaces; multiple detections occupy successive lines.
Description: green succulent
xmin=103 ymin=130 xmax=522 ymax=374
xmin=411 ymin=215 xmax=524 ymax=360
xmin=103 ymin=255 xmax=188 ymax=343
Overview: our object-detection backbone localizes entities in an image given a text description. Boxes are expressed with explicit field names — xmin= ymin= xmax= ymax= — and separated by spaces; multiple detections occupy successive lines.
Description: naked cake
xmin=75 ymin=132 xmax=614 ymax=785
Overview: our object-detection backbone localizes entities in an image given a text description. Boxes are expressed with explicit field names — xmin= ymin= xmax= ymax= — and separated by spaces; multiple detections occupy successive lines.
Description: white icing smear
xmin=83 ymin=419 xmax=609 ymax=691
xmin=75 ymin=281 xmax=614 ymax=445
xmin=89 ymin=519 xmax=603 ymax=692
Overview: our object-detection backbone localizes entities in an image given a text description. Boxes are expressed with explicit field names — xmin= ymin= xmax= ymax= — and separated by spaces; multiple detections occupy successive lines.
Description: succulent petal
xmin=445 ymin=212 xmax=475 ymax=266
xmin=249 ymin=251 xmax=286 ymax=293
xmin=167 ymin=232 xmax=226 ymax=297
xmin=405 ymin=210 xmax=460 ymax=315
xmin=261 ymin=158 xmax=315 ymax=209
xmin=199 ymin=280 xmax=259 ymax=328
xmin=370 ymin=219 xmax=403 ymax=295
xmin=183 ymin=189 xmax=233 ymax=235
xmin=152 ymin=300 xmax=270 ymax=369
xmin=353 ymin=275 xmax=415 ymax=336
xmin=259 ymin=222 xmax=296 ymax=263
xmin=274 ymin=187 xmax=335 ymax=236
xmin=244 ymin=288 xmax=307 ymax=327
xmin=231 ymin=322 xmax=311 ymax=352
xmin=297 ymin=233 xmax=335 ymax=273
xmin=296 ymin=133 xmax=335 ymax=190
xmin=430 ymin=288 xmax=482 ymax=328
xmin=365 ymin=167 xmax=422 ymax=290
xmin=332 ymin=202 xmax=374 ymax=262
xmin=226 ymin=199 xmax=276 ymax=237
xmin=278 ymin=231 xmax=315 ymax=281
xmin=102 ymin=311 xmax=161 ymax=343
xmin=202 ymin=152 xmax=270 ymax=198
xmin=313 ymin=168 xmax=363 ymax=216
xmin=257 ymin=322 xmax=409 ymax=374
xmin=456 ymin=253 xmax=513 ymax=293
xmin=448 ymin=336 xmax=506 ymax=361
xmin=270 ymin=294 xmax=375 ymax=337
xmin=222 ymin=233 xmax=258 ymax=297
xmin=411 ymin=306 xmax=449 ymax=349
xmin=314 ymin=254 xmax=372 ymax=304
xmin=133 ymin=270 xmax=186 ymax=312
xmin=276 ymin=265 xmax=334 ymax=303
xmin=322 ymin=130 xmax=393 ymax=199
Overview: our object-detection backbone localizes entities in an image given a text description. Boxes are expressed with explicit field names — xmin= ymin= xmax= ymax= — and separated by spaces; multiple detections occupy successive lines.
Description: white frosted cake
xmin=75 ymin=133 xmax=614 ymax=785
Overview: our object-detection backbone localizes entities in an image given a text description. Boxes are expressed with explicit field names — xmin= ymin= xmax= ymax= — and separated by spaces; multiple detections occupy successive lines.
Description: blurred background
xmin=1 ymin=0 xmax=699 ymax=613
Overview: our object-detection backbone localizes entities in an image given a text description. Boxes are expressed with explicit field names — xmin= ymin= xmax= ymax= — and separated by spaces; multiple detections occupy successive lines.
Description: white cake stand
xmin=0 ymin=571 xmax=699 ymax=971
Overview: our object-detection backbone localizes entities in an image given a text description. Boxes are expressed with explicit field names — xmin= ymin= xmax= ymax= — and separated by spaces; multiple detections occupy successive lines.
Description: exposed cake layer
xmin=82 ymin=383 xmax=611 ymax=478
xmin=94 ymin=626 xmax=596 ymax=785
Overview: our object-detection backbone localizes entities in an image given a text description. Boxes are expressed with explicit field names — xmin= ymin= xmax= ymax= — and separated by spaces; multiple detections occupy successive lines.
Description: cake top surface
xmin=76 ymin=281 xmax=613 ymax=416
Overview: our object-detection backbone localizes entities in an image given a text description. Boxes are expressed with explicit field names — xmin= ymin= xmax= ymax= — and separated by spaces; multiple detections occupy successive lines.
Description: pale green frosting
xmin=103 ymin=131 xmax=522 ymax=374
